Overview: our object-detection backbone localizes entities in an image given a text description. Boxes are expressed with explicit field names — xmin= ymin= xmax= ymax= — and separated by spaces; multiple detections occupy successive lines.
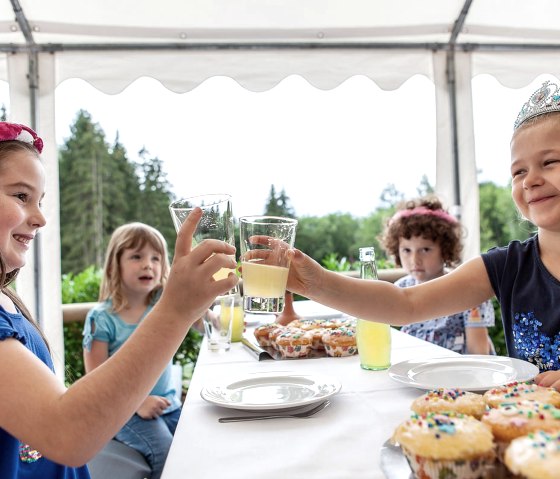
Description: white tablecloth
xmin=162 ymin=303 xmax=456 ymax=479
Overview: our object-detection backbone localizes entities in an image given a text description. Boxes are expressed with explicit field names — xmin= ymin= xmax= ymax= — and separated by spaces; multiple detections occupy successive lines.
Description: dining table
xmin=161 ymin=300 xmax=459 ymax=479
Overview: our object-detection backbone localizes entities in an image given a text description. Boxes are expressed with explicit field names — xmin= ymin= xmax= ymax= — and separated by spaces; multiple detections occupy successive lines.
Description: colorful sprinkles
xmin=19 ymin=443 xmax=42 ymax=463
xmin=424 ymin=388 xmax=466 ymax=402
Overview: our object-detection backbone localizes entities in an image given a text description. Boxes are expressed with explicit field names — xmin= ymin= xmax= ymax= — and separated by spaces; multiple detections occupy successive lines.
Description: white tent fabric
xmin=2 ymin=0 xmax=560 ymax=373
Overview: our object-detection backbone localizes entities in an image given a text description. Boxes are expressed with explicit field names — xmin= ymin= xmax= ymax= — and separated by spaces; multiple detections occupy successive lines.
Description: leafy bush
xmin=62 ymin=266 xmax=201 ymax=388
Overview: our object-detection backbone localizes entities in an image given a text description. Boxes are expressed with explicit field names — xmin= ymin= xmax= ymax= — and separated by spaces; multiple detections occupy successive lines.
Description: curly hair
xmin=379 ymin=196 xmax=464 ymax=268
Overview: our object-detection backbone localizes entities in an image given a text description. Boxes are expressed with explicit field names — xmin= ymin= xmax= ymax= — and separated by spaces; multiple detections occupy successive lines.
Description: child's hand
xmin=136 ymin=395 xmax=171 ymax=420
xmin=535 ymin=370 xmax=560 ymax=390
xmin=286 ymin=248 xmax=324 ymax=297
xmin=161 ymin=207 xmax=238 ymax=321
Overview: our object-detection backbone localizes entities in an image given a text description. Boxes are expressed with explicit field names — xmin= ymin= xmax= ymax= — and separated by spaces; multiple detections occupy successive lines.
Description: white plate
xmin=200 ymin=373 xmax=341 ymax=411
xmin=388 ymin=355 xmax=539 ymax=392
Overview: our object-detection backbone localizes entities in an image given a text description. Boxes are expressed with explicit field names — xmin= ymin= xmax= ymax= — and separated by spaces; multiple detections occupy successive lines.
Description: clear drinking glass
xmin=203 ymin=296 xmax=234 ymax=351
xmin=169 ymin=193 xmax=237 ymax=297
xmin=239 ymin=215 xmax=298 ymax=314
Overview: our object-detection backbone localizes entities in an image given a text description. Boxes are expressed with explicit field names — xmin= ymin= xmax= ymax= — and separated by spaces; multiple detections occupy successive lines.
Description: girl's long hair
xmin=98 ymin=222 xmax=170 ymax=312
xmin=0 ymin=141 xmax=50 ymax=348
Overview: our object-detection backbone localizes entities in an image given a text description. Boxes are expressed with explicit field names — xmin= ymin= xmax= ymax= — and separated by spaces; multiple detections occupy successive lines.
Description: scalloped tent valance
xmin=2 ymin=0 xmax=560 ymax=373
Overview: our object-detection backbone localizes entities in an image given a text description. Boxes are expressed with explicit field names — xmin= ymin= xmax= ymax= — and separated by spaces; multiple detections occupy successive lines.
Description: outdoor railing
xmin=61 ymin=269 xmax=407 ymax=323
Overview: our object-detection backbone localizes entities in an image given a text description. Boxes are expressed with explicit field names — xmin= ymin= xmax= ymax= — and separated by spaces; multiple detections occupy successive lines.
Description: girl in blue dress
xmin=285 ymin=81 xmax=560 ymax=390
xmin=0 ymin=121 xmax=237 ymax=478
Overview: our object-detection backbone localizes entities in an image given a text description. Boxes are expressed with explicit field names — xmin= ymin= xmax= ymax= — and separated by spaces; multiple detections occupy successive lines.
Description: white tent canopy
xmin=2 ymin=0 xmax=560 ymax=374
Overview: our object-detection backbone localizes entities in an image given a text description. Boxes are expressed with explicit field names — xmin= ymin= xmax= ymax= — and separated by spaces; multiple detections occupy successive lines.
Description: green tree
xmin=0 ymin=104 xmax=6 ymax=121
xmin=479 ymin=181 xmax=533 ymax=252
xmin=59 ymin=110 xmax=113 ymax=273
xmin=59 ymin=111 xmax=176 ymax=274
xmin=135 ymin=147 xmax=176 ymax=252
xmin=264 ymin=185 xmax=296 ymax=217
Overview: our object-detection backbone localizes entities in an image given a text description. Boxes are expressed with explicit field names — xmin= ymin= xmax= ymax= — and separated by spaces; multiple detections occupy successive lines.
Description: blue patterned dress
xmin=396 ymin=275 xmax=495 ymax=354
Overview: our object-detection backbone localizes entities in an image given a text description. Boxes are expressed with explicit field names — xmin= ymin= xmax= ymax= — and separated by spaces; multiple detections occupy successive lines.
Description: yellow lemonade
xmin=219 ymin=296 xmax=244 ymax=342
xmin=356 ymin=319 xmax=391 ymax=370
xmin=241 ymin=261 xmax=289 ymax=297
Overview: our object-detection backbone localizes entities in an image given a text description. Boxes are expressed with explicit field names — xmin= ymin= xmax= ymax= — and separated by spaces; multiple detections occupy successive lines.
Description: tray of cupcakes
xmin=383 ymin=381 xmax=560 ymax=479
xmin=243 ymin=317 xmax=358 ymax=360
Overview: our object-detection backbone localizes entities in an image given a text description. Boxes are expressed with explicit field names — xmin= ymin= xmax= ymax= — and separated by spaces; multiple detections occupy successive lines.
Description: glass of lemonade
xmin=239 ymin=216 xmax=298 ymax=314
xmin=169 ymin=194 xmax=237 ymax=296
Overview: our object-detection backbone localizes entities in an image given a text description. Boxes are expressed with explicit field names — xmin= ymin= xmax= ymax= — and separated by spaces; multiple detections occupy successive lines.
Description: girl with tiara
xmin=285 ymin=80 xmax=560 ymax=389
xmin=0 ymin=120 xmax=237 ymax=478
xmin=380 ymin=196 xmax=495 ymax=354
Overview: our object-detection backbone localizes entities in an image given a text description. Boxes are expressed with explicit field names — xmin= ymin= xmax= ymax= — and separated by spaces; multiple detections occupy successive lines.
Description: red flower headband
xmin=0 ymin=122 xmax=43 ymax=153
xmin=390 ymin=206 xmax=458 ymax=225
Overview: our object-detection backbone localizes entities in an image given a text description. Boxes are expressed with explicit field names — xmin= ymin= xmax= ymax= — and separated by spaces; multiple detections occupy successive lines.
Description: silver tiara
xmin=514 ymin=81 xmax=560 ymax=130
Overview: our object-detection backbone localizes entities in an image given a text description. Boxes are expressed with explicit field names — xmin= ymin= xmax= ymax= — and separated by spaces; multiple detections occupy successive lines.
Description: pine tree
xmin=135 ymin=148 xmax=176 ymax=253
xmin=59 ymin=110 xmax=112 ymax=273
xmin=264 ymin=185 xmax=296 ymax=217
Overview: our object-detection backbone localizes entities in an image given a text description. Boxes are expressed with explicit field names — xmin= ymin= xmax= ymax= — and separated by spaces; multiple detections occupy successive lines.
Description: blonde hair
xmin=99 ymin=222 xmax=170 ymax=312
xmin=0 ymin=141 xmax=50 ymax=348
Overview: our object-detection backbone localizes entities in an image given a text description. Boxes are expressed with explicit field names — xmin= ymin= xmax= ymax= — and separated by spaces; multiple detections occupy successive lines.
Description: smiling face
xmin=118 ymin=243 xmax=163 ymax=299
xmin=511 ymin=116 xmax=560 ymax=232
xmin=0 ymin=148 xmax=45 ymax=273
xmin=398 ymin=235 xmax=445 ymax=283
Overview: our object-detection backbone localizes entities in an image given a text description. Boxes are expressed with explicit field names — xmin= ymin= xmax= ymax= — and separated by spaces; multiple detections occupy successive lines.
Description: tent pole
xmin=445 ymin=0 xmax=474 ymax=221
xmin=10 ymin=0 xmax=42 ymax=325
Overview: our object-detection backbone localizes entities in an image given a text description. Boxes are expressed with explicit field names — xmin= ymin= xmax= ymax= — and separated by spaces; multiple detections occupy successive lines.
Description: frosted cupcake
xmin=483 ymin=381 xmax=560 ymax=408
xmin=392 ymin=412 xmax=495 ymax=479
xmin=322 ymin=327 xmax=357 ymax=357
xmin=274 ymin=329 xmax=313 ymax=358
xmin=504 ymin=430 xmax=560 ymax=479
xmin=411 ymin=388 xmax=487 ymax=419
xmin=253 ymin=323 xmax=284 ymax=347
xmin=481 ymin=399 xmax=560 ymax=458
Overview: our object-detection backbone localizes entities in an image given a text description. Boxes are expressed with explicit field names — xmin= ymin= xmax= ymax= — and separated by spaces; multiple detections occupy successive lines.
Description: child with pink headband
xmin=0 ymin=121 xmax=238 ymax=478
xmin=380 ymin=196 xmax=495 ymax=354
xmin=285 ymin=80 xmax=560 ymax=390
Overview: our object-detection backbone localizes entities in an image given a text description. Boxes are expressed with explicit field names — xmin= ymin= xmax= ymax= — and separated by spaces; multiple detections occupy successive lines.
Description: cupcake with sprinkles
xmin=483 ymin=381 xmax=560 ymax=408
xmin=253 ymin=323 xmax=285 ymax=347
xmin=411 ymin=388 xmax=487 ymax=419
xmin=322 ymin=327 xmax=358 ymax=357
xmin=274 ymin=329 xmax=313 ymax=358
xmin=392 ymin=412 xmax=495 ymax=479
xmin=504 ymin=430 xmax=560 ymax=479
xmin=481 ymin=399 xmax=560 ymax=459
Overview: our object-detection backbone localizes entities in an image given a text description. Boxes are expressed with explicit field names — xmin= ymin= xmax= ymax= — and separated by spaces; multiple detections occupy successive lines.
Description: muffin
xmin=253 ymin=323 xmax=284 ymax=347
xmin=269 ymin=325 xmax=289 ymax=349
xmin=483 ymin=381 xmax=560 ymax=408
xmin=309 ymin=327 xmax=329 ymax=350
xmin=481 ymin=399 xmax=560 ymax=458
xmin=504 ymin=430 xmax=560 ymax=479
xmin=288 ymin=318 xmax=337 ymax=331
xmin=332 ymin=316 xmax=357 ymax=328
xmin=411 ymin=388 xmax=487 ymax=419
xmin=392 ymin=412 xmax=495 ymax=479
xmin=322 ymin=327 xmax=358 ymax=357
xmin=274 ymin=329 xmax=313 ymax=358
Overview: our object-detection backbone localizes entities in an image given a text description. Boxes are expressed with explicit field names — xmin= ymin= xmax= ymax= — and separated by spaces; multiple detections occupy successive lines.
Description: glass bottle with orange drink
xmin=356 ymin=247 xmax=391 ymax=370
